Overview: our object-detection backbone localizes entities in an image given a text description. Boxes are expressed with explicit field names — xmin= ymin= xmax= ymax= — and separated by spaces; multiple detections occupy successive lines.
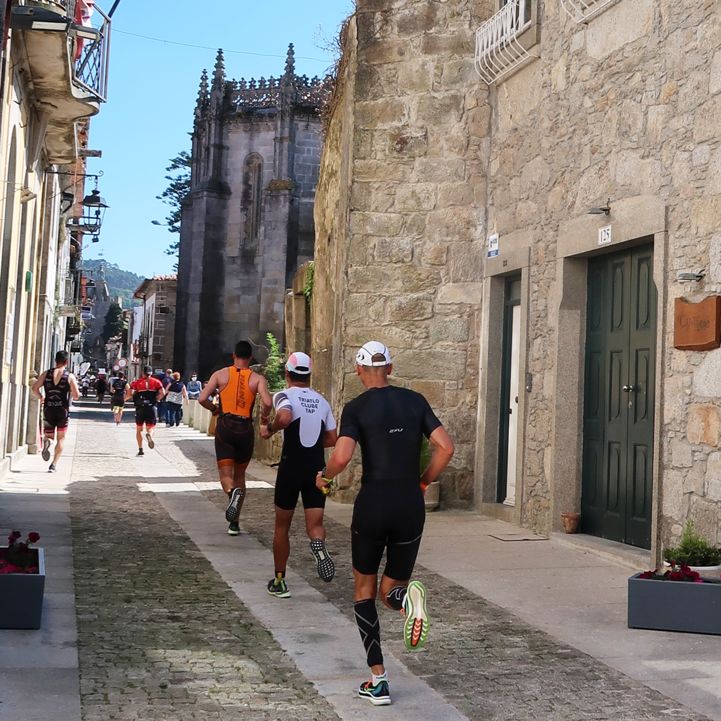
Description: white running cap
xmin=355 ymin=341 xmax=392 ymax=367
xmin=285 ymin=351 xmax=312 ymax=375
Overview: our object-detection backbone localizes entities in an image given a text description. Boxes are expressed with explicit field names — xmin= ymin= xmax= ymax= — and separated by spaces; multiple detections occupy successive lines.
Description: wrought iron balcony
xmin=559 ymin=0 xmax=621 ymax=23
xmin=475 ymin=0 xmax=538 ymax=85
xmin=11 ymin=0 xmax=112 ymax=163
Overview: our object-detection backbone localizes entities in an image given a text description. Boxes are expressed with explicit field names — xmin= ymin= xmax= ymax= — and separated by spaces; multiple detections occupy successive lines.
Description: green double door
xmin=582 ymin=244 xmax=656 ymax=549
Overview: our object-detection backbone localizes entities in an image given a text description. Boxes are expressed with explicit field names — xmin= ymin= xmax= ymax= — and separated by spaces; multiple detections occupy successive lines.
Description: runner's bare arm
xmin=198 ymin=372 xmax=219 ymax=412
xmin=315 ymin=436 xmax=356 ymax=490
xmin=31 ymin=371 xmax=46 ymax=399
xmin=255 ymin=374 xmax=273 ymax=420
xmin=260 ymin=407 xmax=291 ymax=439
xmin=322 ymin=429 xmax=338 ymax=448
xmin=68 ymin=374 xmax=81 ymax=401
xmin=420 ymin=425 xmax=455 ymax=490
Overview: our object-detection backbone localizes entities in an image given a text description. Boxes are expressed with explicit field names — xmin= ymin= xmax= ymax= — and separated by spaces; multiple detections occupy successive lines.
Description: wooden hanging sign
xmin=674 ymin=296 xmax=721 ymax=350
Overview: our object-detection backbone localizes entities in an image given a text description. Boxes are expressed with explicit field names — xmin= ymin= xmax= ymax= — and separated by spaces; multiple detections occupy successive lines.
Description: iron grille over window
xmin=475 ymin=0 xmax=537 ymax=85
xmin=559 ymin=0 xmax=621 ymax=23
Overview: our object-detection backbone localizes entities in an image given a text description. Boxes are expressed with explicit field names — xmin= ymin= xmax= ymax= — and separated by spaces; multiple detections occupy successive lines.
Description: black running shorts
xmin=43 ymin=407 xmax=69 ymax=433
xmin=274 ymin=461 xmax=326 ymax=511
xmin=135 ymin=406 xmax=157 ymax=428
xmin=215 ymin=414 xmax=254 ymax=466
xmin=351 ymin=484 xmax=425 ymax=580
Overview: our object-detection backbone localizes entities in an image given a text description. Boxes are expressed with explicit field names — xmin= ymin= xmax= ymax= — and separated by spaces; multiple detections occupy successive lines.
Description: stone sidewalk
xmin=0 ymin=403 xmax=718 ymax=721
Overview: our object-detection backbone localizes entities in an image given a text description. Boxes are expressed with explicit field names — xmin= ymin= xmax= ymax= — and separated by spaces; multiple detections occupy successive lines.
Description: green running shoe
xmin=267 ymin=577 xmax=290 ymax=598
xmin=403 ymin=580 xmax=429 ymax=651
xmin=358 ymin=678 xmax=391 ymax=706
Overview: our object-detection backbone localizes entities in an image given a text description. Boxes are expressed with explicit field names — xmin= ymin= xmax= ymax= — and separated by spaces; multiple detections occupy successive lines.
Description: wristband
xmin=321 ymin=477 xmax=337 ymax=496
xmin=420 ymin=479 xmax=430 ymax=492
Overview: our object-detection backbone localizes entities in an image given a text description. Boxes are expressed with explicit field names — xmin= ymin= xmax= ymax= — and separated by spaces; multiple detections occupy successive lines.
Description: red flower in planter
xmin=1 ymin=529 xmax=41 ymax=574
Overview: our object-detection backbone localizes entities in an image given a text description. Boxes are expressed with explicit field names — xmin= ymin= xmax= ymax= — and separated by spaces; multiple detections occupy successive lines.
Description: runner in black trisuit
xmin=317 ymin=341 xmax=454 ymax=707
xmin=260 ymin=351 xmax=337 ymax=598
xmin=32 ymin=350 xmax=81 ymax=472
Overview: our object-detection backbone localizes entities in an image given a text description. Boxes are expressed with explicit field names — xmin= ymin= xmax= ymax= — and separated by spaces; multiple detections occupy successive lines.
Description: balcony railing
xmin=559 ymin=0 xmax=621 ymax=24
xmin=475 ymin=0 xmax=536 ymax=85
xmin=71 ymin=3 xmax=111 ymax=102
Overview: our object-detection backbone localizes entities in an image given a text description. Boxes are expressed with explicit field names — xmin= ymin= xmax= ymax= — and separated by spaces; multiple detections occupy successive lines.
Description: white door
xmin=504 ymin=304 xmax=521 ymax=506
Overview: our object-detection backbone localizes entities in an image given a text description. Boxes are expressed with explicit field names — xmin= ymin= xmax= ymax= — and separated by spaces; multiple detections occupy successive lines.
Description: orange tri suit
xmin=215 ymin=367 xmax=256 ymax=468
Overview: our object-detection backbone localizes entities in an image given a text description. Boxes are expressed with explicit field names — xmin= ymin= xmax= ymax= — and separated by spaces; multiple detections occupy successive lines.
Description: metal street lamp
xmin=67 ymin=188 xmax=109 ymax=234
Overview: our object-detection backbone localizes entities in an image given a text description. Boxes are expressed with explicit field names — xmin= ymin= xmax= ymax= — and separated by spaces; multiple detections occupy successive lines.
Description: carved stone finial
xmin=284 ymin=43 xmax=295 ymax=78
xmin=212 ymin=48 xmax=226 ymax=90
xmin=197 ymin=69 xmax=209 ymax=104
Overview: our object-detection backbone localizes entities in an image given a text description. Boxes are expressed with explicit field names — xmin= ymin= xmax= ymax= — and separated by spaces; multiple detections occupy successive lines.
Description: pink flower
xmin=27 ymin=532 xmax=40 ymax=544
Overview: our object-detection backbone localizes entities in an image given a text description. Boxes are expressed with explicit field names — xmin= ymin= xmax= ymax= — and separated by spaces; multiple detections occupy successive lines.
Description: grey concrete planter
xmin=628 ymin=572 xmax=721 ymax=636
xmin=0 ymin=547 xmax=45 ymax=629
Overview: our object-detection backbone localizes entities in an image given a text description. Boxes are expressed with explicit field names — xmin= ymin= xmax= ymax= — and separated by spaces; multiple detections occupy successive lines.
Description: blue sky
xmin=83 ymin=0 xmax=353 ymax=278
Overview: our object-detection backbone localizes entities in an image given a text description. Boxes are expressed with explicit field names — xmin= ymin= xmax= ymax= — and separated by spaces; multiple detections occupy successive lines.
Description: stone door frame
xmin=550 ymin=195 xmax=667 ymax=563
xmin=475 ymin=232 xmax=531 ymax=524
xmin=473 ymin=196 xmax=667 ymax=563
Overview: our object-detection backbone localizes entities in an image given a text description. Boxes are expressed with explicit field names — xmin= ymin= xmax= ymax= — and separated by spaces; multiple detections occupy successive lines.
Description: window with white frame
xmin=474 ymin=0 xmax=539 ymax=85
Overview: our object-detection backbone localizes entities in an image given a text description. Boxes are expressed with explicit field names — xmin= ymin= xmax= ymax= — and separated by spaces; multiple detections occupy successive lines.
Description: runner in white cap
xmin=260 ymin=351 xmax=337 ymax=598
xmin=316 ymin=340 xmax=454 ymax=705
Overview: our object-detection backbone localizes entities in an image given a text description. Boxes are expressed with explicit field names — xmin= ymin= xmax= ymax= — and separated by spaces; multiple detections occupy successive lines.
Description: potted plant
xmin=663 ymin=521 xmax=721 ymax=574
xmin=0 ymin=530 xmax=45 ymax=629
xmin=628 ymin=562 xmax=721 ymax=636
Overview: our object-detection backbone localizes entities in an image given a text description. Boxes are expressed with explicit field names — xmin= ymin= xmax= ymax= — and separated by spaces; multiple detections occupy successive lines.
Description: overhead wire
xmin=113 ymin=29 xmax=329 ymax=64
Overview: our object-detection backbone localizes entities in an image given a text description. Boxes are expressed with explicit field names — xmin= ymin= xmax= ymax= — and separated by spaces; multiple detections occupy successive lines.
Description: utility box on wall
xmin=674 ymin=296 xmax=721 ymax=351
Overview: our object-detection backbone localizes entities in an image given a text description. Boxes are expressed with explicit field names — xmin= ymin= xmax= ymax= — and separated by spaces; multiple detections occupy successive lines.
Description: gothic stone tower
xmin=175 ymin=46 xmax=331 ymax=379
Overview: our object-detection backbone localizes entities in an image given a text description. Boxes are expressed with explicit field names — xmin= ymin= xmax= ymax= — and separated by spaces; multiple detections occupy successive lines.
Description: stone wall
xmin=312 ymin=0 xmax=721 ymax=549
xmin=480 ymin=0 xmax=721 ymax=546
xmin=312 ymin=2 xmax=493 ymax=503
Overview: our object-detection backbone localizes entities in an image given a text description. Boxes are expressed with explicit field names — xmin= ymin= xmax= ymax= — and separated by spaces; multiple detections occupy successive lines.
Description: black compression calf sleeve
xmin=385 ymin=585 xmax=406 ymax=611
xmin=354 ymin=599 xmax=383 ymax=667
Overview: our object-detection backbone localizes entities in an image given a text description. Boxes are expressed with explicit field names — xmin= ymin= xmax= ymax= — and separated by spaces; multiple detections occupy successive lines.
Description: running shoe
xmin=225 ymin=487 xmax=245 ymax=523
xmin=145 ymin=432 xmax=155 ymax=449
xmin=227 ymin=521 xmax=240 ymax=536
xmin=41 ymin=438 xmax=51 ymax=462
xmin=402 ymin=580 xmax=429 ymax=651
xmin=309 ymin=538 xmax=335 ymax=582
xmin=48 ymin=463 xmax=56 ymax=473
xmin=137 ymin=448 xmax=144 ymax=456
xmin=267 ymin=577 xmax=291 ymax=598
xmin=358 ymin=679 xmax=391 ymax=706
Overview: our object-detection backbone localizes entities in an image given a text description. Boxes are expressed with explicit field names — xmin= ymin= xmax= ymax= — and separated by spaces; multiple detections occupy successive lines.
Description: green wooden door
xmin=582 ymin=244 xmax=656 ymax=549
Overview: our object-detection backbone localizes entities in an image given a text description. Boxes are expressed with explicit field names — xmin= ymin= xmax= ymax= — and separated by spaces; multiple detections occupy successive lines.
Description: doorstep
xmin=552 ymin=532 xmax=651 ymax=571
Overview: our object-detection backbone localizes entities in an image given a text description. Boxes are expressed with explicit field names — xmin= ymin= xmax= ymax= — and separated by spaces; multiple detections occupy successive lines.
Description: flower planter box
xmin=0 ymin=547 xmax=45 ymax=629
xmin=628 ymin=572 xmax=721 ymax=636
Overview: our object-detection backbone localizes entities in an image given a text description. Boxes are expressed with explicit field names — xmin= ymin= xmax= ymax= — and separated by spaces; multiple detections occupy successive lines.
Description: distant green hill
xmin=83 ymin=259 xmax=143 ymax=307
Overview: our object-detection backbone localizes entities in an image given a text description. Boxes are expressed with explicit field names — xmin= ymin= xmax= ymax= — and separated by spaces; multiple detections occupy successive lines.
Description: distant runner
xmin=317 ymin=341 xmax=454 ymax=706
xmin=199 ymin=341 xmax=272 ymax=535
xmin=260 ymin=352 xmax=337 ymax=598
xmin=95 ymin=375 xmax=107 ymax=404
xmin=128 ymin=366 xmax=164 ymax=456
xmin=32 ymin=350 xmax=80 ymax=472
xmin=110 ymin=371 xmax=129 ymax=425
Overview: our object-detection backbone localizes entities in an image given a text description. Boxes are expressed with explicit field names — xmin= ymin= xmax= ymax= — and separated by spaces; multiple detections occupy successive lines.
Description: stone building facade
xmin=134 ymin=276 xmax=177 ymax=373
xmin=175 ymin=47 xmax=331 ymax=380
xmin=312 ymin=0 xmax=721 ymax=561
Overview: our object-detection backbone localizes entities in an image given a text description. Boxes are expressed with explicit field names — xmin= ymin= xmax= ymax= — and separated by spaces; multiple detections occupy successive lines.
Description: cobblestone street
xmin=1 ymin=403 xmax=718 ymax=721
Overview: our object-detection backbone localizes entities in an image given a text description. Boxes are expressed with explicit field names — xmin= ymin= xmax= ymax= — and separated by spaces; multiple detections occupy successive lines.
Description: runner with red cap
xmin=261 ymin=351 xmax=337 ymax=598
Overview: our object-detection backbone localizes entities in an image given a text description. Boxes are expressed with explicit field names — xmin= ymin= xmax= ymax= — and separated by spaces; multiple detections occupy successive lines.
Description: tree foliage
xmin=156 ymin=150 xmax=191 ymax=259
xmin=102 ymin=302 xmax=124 ymax=342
